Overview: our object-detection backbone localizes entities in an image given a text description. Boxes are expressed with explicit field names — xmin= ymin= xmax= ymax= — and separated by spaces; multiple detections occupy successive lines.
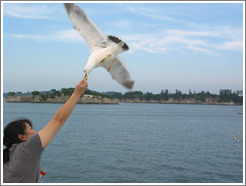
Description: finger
xmin=79 ymin=79 xmax=86 ymax=85
xmin=81 ymin=81 xmax=87 ymax=87
xmin=82 ymin=79 xmax=88 ymax=85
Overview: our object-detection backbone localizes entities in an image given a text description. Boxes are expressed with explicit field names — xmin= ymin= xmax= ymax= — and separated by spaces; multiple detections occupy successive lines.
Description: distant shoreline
xmin=120 ymin=99 xmax=242 ymax=106
xmin=5 ymin=95 xmax=119 ymax=104
xmin=5 ymin=95 xmax=242 ymax=106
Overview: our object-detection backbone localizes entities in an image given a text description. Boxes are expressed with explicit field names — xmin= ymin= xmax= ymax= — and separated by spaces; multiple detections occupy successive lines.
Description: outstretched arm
xmin=38 ymin=79 xmax=88 ymax=149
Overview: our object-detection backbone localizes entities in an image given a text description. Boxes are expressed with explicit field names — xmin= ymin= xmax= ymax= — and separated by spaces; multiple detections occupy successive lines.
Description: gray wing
xmin=64 ymin=3 xmax=106 ymax=52
xmin=101 ymin=57 xmax=134 ymax=90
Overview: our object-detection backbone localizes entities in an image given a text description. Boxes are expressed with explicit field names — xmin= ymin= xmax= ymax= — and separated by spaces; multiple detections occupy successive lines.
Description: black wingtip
xmin=122 ymin=43 xmax=129 ymax=50
xmin=108 ymin=35 xmax=121 ymax=44
xmin=108 ymin=35 xmax=129 ymax=51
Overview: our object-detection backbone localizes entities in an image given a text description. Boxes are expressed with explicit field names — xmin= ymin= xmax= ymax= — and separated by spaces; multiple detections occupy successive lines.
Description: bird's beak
xmin=83 ymin=72 xmax=88 ymax=81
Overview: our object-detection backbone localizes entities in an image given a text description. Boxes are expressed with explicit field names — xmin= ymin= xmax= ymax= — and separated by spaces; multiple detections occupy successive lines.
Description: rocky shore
xmin=5 ymin=95 xmax=240 ymax=105
xmin=5 ymin=95 xmax=119 ymax=104
xmin=120 ymin=98 xmax=238 ymax=105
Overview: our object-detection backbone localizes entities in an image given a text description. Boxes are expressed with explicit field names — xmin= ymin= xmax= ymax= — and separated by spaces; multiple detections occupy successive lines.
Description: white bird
xmin=233 ymin=133 xmax=241 ymax=142
xmin=64 ymin=3 xmax=134 ymax=89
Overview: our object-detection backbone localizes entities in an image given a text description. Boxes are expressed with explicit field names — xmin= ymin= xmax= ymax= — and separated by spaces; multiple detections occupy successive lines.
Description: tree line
xmin=7 ymin=88 xmax=243 ymax=104
xmin=106 ymin=89 xmax=243 ymax=104
xmin=7 ymin=88 xmax=109 ymax=101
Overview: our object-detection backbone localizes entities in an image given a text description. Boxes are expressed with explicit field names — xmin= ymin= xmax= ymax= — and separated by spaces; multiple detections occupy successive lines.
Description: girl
xmin=3 ymin=79 xmax=88 ymax=183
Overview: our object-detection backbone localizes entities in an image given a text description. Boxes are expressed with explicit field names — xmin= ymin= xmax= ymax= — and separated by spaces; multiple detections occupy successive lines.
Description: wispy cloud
xmin=123 ymin=26 xmax=243 ymax=54
xmin=111 ymin=19 xmax=132 ymax=30
xmin=11 ymin=29 xmax=83 ymax=43
xmin=217 ymin=40 xmax=243 ymax=51
xmin=10 ymin=26 xmax=243 ymax=55
xmin=123 ymin=5 xmax=176 ymax=22
xmin=185 ymin=45 xmax=212 ymax=54
xmin=3 ymin=4 xmax=56 ymax=19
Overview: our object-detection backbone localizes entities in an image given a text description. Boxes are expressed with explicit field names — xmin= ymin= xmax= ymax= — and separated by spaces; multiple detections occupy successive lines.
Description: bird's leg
xmin=107 ymin=58 xmax=115 ymax=72
xmin=83 ymin=72 xmax=88 ymax=81
xmin=100 ymin=54 xmax=111 ymax=64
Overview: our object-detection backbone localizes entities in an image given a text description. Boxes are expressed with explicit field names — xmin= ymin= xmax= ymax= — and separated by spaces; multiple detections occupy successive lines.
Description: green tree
xmin=172 ymin=89 xmax=183 ymax=100
xmin=32 ymin=91 xmax=40 ymax=96
xmin=40 ymin=93 xmax=48 ymax=101
xmin=143 ymin=92 xmax=153 ymax=101
xmin=61 ymin=88 xmax=74 ymax=96
xmin=51 ymin=89 xmax=61 ymax=97
xmin=219 ymin=89 xmax=232 ymax=102
xmin=8 ymin=92 xmax=16 ymax=96
xmin=160 ymin=89 xmax=169 ymax=100
xmin=109 ymin=92 xmax=122 ymax=99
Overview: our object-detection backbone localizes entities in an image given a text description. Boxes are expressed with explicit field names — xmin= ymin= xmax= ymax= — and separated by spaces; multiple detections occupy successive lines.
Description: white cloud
xmin=185 ymin=45 xmax=212 ymax=54
xmin=11 ymin=29 xmax=83 ymax=43
xmin=102 ymin=8 xmax=243 ymax=55
xmin=122 ymin=5 xmax=176 ymax=22
xmin=113 ymin=19 xmax=132 ymax=29
xmin=167 ymin=29 xmax=220 ymax=37
xmin=5 ymin=3 xmax=242 ymax=55
xmin=3 ymin=4 xmax=56 ymax=19
xmin=122 ymin=27 xmax=243 ymax=54
xmin=53 ymin=29 xmax=83 ymax=42
xmin=10 ymin=27 xmax=243 ymax=55
xmin=218 ymin=40 xmax=243 ymax=51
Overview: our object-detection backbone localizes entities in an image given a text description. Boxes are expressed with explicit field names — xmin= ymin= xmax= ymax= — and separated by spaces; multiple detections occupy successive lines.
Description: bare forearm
xmin=52 ymin=93 xmax=80 ymax=125
xmin=39 ymin=79 xmax=88 ymax=149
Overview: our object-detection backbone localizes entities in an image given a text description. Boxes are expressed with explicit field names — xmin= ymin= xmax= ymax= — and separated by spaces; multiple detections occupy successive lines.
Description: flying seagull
xmin=64 ymin=3 xmax=134 ymax=89
xmin=233 ymin=133 xmax=242 ymax=142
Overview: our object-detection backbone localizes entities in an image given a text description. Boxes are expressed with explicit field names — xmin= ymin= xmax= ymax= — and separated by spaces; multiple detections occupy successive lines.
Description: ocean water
xmin=3 ymin=101 xmax=244 ymax=183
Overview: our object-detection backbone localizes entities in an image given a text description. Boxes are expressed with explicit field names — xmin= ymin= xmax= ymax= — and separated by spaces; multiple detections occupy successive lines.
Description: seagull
xmin=233 ymin=133 xmax=242 ymax=142
xmin=64 ymin=3 xmax=134 ymax=89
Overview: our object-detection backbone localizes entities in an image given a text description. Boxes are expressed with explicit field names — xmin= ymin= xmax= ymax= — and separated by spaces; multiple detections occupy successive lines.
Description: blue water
xmin=3 ymin=101 xmax=244 ymax=183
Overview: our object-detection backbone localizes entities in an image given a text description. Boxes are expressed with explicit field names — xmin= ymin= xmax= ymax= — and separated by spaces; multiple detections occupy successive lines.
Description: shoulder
xmin=21 ymin=132 xmax=43 ymax=152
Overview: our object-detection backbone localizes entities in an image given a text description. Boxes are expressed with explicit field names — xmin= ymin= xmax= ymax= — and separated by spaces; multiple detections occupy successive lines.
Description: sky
xmin=2 ymin=1 xmax=244 ymax=94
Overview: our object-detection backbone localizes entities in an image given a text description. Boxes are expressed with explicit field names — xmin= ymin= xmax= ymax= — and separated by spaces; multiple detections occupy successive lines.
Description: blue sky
xmin=2 ymin=2 xmax=244 ymax=94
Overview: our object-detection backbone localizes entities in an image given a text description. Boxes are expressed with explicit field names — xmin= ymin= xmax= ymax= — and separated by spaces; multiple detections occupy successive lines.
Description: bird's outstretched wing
xmin=64 ymin=3 xmax=106 ymax=52
xmin=101 ymin=57 xmax=134 ymax=89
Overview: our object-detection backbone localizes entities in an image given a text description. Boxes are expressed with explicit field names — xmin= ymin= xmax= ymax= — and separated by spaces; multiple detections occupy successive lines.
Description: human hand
xmin=74 ymin=79 xmax=88 ymax=97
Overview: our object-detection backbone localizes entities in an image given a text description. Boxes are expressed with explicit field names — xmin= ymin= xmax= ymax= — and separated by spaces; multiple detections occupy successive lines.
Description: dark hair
xmin=3 ymin=119 xmax=33 ymax=163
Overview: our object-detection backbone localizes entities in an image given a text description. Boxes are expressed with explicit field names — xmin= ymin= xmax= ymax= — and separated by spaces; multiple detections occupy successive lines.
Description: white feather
xmin=64 ymin=3 xmax=106 ymax=52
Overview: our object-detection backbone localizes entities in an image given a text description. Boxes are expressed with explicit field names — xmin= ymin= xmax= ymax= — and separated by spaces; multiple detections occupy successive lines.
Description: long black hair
xmin=3 ymin=119 xmax=33 ymax=163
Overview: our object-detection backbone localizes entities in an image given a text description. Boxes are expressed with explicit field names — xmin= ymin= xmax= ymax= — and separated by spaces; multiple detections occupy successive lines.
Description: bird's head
xmin=84 ymin=67 xmax=92 ymax=76
xmin=83 ymin=65 xmax=93 ymax=80
xmin=84 ymin=57 xmax=97 ymax=78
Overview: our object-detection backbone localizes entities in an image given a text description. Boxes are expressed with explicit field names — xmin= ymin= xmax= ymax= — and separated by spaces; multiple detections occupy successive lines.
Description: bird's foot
xmin=107 ymin=58 xmax=115 ymax=72
xmin=100 ymin=54 xmax=111 ymax=64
